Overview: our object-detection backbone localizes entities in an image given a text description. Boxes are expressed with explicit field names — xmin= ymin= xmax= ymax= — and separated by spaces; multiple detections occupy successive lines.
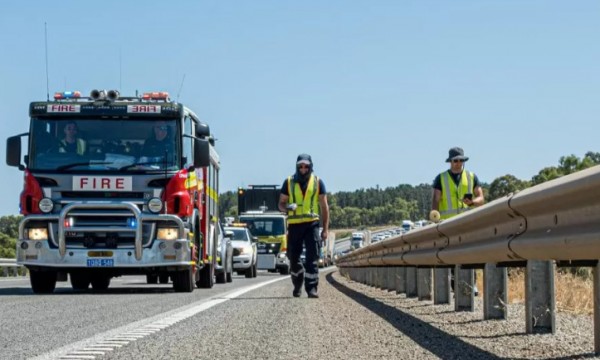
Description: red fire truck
xmin=6 ymin=89 xmax=231 ymax=293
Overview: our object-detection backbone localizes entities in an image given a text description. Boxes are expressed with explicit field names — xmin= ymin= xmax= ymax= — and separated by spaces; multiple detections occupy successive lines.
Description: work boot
xmin=473 ymin=285 xmax=479 ymax=297
xmin=307 ymin=288 xmax=319 ymax=298
xmin=293 ymin=287 xmax=301 ymax=298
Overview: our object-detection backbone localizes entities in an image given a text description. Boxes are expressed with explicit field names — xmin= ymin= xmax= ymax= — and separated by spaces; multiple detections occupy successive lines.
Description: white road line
xmin=32 ymin=276 xmax=288 ymax=360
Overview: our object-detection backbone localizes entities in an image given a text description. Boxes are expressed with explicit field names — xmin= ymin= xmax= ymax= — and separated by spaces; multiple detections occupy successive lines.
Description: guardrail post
xmin=525 ymin=260 xmax=555 ymax=334
xmin=434 ymin=268 xmax=451 ymax=304
xmin=395 ymin=267 xmax=406 ymax=294
xmin=379 ymin=267 xmax=386 ymax=289
xmin=368 ymin=267 xmax=375 ymax=287
xmin=406 ymin=267 xmax=417 ymax=297
xmin=455 ymin=265 xmax=475 ymax=312
xmin=483 ymin=263 xmax=508 ymax=320
xmin=417 ymin=268 xmax=432 ymax=300
xmin=594 ymin=262 xmax=600 ymax=354
xmin=382 ymin=267 xmax=389 ymax=290
xmin=387 ymin=267 xmax=395 ymax=291
xmin=2 ymin=267 xmax=8 ymax=277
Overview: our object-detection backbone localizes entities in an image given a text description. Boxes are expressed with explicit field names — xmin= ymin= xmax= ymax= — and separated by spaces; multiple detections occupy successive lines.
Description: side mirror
xmin=196 ymin=122 xmax=210 ymax=138
xmin=252 ymin=236 xmax=259 ymax=243
xmin=224 ymin=230 xmax=234 ymax=239
xmin=193 ymin=138 xmax=210 ymax=168
xmin=7 ymin=135 xmax=24 ymax=168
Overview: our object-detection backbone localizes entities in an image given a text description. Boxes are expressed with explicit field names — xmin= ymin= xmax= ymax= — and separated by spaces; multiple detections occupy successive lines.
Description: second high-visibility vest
xmin=439 ymin=170 xmax=474 ymax=220
xmin=287 ymin=174 xmax=320 ymax=225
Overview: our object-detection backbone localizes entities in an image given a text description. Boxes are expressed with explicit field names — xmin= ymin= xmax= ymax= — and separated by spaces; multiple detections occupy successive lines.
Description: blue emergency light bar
xmin=54 ymin=91 xmax=81 ymax=100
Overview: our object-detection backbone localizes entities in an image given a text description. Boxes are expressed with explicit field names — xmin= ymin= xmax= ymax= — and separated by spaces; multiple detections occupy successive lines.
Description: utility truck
xmin=237 ymin=185 xmax=290 ymax=275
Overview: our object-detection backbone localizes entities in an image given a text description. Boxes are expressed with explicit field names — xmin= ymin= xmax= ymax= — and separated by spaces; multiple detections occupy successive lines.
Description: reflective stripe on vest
xmin=287 ymin=174 xmax=320 ymax=224
xmin=58 ymin=138 xmax=86 ymax=155
xmin=439 ymin=170 xmax=474 ymax=220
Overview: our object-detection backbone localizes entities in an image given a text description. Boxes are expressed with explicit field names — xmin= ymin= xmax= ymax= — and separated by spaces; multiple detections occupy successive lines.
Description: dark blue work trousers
xmin=287 ymin=221 xmax=320 ymax=292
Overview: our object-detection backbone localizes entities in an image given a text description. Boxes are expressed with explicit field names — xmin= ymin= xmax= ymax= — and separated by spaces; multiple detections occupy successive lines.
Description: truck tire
xmin=279 ymin=266 xmax=289 ymax=275
xmin=30 ymin=270 xmax=57 ymax=294
xmin=173 ymin=268 xmax=194 ymax=292
xmin=245 ymin=267 xmax=253 ymax=278
xmin=252 ymin=264 xmax=258 ymax=278
xmin=226 ymin=255 xmax=233 ymax=283
xmin=159 ymin=274 xmax=170 ymax=284
xmin=197 ymin=264 xmax=214 ymax=289
xmin=216 ymin=269 xmax=226 ymax=284
xmin=91 ymin=275 xmax=111 ymax=291
xmin=70 ymin=272 xmax=90 ymax=290
xmin=146 ymin=274 xmax=158 ymax=284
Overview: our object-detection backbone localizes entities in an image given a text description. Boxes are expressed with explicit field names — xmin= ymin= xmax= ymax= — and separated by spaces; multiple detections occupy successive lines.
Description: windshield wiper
xmin=57 ymin=162 xmax=112 ymax=171
xmin=119 ymin=161 xmax=175 ymax=171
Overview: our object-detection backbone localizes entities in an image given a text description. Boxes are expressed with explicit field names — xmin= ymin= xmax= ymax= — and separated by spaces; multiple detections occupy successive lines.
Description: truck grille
xmin=50 ymin=209 xmax=155 ymax=249
xmin=62 ymin=191 xmax=145 ymax=199
xmin=257 ymin=242 xmax=281 ymax=254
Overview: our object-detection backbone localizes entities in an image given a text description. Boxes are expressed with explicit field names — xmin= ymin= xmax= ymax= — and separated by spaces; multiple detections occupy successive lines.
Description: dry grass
xmin=476 ymin=269 xmax=594 ymax=315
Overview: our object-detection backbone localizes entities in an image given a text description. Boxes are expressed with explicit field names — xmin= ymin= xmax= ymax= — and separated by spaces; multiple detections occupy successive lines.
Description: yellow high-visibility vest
xmin=439 ymin=170 xmax=474 ymax=220
xmin=58 ymin=138 xmax=86 ymax=155
xmin=287 ymin=174 xmax=320 ymax=225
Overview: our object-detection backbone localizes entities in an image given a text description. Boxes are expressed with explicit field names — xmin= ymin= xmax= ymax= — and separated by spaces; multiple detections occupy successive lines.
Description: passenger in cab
xmin=58 ymin=121 xmax=87 ymax=155
xmin=142 ymin=121 xmax=174 ymax=158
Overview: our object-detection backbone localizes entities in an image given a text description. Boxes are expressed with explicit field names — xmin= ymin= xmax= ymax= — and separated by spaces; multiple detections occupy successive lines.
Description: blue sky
xmin=1 ymin=1 xmax=599 ymax=216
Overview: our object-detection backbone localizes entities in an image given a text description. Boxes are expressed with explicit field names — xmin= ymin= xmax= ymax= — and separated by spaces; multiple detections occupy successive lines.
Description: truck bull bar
xmin=19 ymin=202 xmax=185 ymax=261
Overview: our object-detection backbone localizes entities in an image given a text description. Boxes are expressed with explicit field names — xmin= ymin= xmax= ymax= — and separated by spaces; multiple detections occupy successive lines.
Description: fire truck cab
xmin=6 ymin=89 xmax=227 ymax=293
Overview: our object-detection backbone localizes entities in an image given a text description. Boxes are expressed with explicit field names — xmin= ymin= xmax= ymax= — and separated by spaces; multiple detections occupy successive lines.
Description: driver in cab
xmin=58 ymin=121 xmax=87 ymax=155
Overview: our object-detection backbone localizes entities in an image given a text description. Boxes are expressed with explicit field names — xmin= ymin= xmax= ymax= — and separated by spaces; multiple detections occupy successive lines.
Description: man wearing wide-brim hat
xmin=431 ymin=146 xmax=484 ymax=221
xmin=431 ymin=147 xmax=485 ymax=297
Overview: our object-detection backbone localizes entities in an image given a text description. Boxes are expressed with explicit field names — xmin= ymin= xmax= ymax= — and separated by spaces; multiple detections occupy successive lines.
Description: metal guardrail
xmin=336 ymin=165 xmax=600 ymax=354
xmin=0 ymin=258 xmax=26 ymax=277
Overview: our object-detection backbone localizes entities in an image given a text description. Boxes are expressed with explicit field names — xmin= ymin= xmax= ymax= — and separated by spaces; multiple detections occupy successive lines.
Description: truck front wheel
xmin=30 ymin=269 xmax=57 ymax=294
xmin=197 ymin=263 xmax=214 ymax=288
xmin=173 ymin=268 xmax=194 ymax=292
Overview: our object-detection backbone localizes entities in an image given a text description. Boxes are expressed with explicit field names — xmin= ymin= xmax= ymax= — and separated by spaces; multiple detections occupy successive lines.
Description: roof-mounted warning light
xmin=54 ymin=91 xmax=81 ymax=100
xmin=142 ymin=92 xmax=170 ymax=101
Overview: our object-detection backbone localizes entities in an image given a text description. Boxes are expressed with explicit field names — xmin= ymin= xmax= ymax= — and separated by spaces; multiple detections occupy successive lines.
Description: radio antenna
xmin=119 ymin=48 xmax=122 ymax=90
xmin=44 ymin=22 xmax=50 ymax=101
xmin=176 ymin=74 xmax=186 ymax=102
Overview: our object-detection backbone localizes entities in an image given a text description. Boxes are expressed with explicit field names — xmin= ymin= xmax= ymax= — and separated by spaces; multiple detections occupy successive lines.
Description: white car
xmin=224 ymin=226 xmax=258 ymax=278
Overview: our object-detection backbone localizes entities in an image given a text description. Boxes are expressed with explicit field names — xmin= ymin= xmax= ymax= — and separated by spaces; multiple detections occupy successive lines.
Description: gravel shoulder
xmin=103 ymin=269 xmax=599 ymax=359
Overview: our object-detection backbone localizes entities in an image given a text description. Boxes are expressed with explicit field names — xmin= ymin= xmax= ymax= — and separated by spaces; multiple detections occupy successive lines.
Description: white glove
xmin=286 ymin=203 xmax=297 ymax=211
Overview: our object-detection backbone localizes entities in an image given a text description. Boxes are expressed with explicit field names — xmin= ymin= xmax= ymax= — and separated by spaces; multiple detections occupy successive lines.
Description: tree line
xmin=221 ymin=151 xmax=600 ymax=228
xmin=0 ymin=152 xmax=599 ymax=257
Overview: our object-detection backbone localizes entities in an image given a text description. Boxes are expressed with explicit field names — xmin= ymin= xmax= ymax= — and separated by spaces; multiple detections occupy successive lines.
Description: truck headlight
xmin=157 ymin=228 xmax=178 ymax=240
xmin=278 ymin=252 xmax=286 ymax=259
xmin=28 ymin=228 xmax=48 ymax=240
xmin=148 ymin=198 xmax=163 ymax=214
xmin=39 ymin=198 xmax=54 ymax=213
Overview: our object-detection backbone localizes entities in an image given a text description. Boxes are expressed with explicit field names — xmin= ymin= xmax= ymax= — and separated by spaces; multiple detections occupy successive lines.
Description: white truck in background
xmin=350 ymin=230 xmax=371 ymax=250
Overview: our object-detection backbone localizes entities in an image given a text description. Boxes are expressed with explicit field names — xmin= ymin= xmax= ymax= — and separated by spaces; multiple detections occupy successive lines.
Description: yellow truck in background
xmin=237 ymin=185 xmax=290 ymax=275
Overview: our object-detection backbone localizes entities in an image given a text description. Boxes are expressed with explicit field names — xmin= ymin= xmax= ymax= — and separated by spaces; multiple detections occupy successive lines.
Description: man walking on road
xmin=279 ymin=154 xmax=329 ymax=298
xmin=431 ymin=146 xmax=484 ymax=296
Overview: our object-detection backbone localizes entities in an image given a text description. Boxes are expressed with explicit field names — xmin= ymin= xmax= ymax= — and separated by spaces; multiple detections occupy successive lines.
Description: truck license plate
xmin=87 ymin=259 xmax=114 ymax=267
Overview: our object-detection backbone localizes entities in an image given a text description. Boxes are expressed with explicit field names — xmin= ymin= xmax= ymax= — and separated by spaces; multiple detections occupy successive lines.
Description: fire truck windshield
xmin=29 ymin=118 xmax=180 ymax=172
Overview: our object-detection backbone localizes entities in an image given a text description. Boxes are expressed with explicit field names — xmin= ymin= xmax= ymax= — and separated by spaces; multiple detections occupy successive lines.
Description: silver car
xmin=224 ymin=226 xmax=258 ymax=278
